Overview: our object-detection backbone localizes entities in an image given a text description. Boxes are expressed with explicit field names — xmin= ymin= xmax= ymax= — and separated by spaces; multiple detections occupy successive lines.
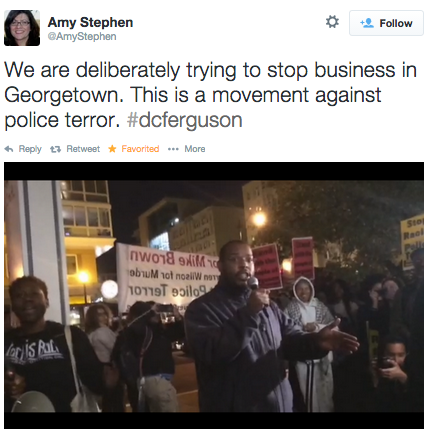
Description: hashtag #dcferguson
xmin=126 ymin=111 xmax=243 ymax=132
xmin=48 ymin=32 xmax=117 ymax=42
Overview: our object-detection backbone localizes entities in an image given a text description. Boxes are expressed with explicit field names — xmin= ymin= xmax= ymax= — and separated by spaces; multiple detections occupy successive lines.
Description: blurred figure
xmin=112 ymin=301 xmax=184 ymax=412
xmin=381 ymin=277 xmax=403 ymax=303
xmin=4 ymin=276 xmax=104 ymax=412
xmin=327 ymin=279 xmax=359 ymax=335
xmin=85 ymin=303 xmax=123 ymax=412
xmin=269 ymin=288 xmax=290 ymax=312
xmin=390 ymin=248 xmax=424 ymax=338
xmin=372 ymin=335 xmax=408 ymax=412
xmin=405 ymin=270 xmax=424 ymax=412
xmin=85 ymin=304 xmax=117 ymax=364
xmin=286 ymin=277 xmax=335 ymax=412
xmin=353 ymin=274 xmax=387 ymax=411
xmin=357 ymin=274 xmax=388 ymax=348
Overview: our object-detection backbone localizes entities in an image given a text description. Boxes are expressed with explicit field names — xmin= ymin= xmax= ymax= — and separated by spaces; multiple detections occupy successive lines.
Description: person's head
xmin=9 ymin=275 xmax=48 ymax=325
xmin=4 ymin=10 xmax=40 ymax=46
xmin=127 ymin=301 xmax=161 ymax=326
xmin=411 ymin=248 xmax=424 ymax=278
xmin=381 ymin=277 xmax=403 ymax=301
xmin=332 ymin=279 xmax=350 ymax=302
xmin=361 ymin=274 xmax=385 ymax=303
xmin=127 ymin=301 xmax=151 ymax=322
xmin=146 ymin=301 xmax=161 ymax=325
xmin=383 ymin=335 xmax=407 ymax=367
xmin=217 ymin=240 xmax=254 ymax=288
xmin=84 ymin=303 xmax=113 ymax=333
xmin=293 ymin=277 xmax=314 ymax=303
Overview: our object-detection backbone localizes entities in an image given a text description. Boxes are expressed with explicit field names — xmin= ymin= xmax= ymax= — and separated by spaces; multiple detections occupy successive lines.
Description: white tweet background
xmin=1 ymin=0 xmax=429 ymax=162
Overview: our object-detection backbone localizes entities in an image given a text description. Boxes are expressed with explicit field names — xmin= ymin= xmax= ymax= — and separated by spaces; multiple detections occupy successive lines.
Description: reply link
xmin=47 ymin=32 xmax=117 ymax=42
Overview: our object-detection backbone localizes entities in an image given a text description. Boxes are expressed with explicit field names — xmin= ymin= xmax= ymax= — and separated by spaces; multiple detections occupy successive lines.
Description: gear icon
xmin=326 ymin=15 xmax=339 ymax=28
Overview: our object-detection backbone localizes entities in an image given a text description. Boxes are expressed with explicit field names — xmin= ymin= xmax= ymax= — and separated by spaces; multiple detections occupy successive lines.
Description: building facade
xmin=169 ymin=205 xmax=246 ymax=256
xmin=137 ymin=198 xmax=205 ymax=250
xmin=4 ymin=180 xmax=115 ymax=305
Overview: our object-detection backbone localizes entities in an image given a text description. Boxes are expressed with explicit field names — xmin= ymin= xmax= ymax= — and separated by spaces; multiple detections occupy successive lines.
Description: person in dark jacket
xmin=4 ymin=276 xmax=104 ymax=412
xmin=184 ymin=241 xmax=359 ymax=412
xmin=372 ymin=335 xmax=409 ymax=412
xmin=405 ymin=279 xmax=424 ymax=412
xmin=111 ymin=301 xmax=185 ymax=412
xmin=390 ymin=248 xmax=424 ymax=339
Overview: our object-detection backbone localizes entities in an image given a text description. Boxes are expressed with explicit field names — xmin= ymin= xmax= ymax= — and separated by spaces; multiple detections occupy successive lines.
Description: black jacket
xmin=405 ymin=281 xmax=424 ymax=411
xmin=111 ymin=313 xmax=184 ymax=412
xmin=184 ymin=282 xmax=327 ymax=412
xmin=4 ymin=321 xmax=104 ymax=412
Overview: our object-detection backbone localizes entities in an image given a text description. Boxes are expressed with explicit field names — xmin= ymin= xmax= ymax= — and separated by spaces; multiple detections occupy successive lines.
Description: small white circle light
xmin=101 ymin=280 xmax=118 ymax=300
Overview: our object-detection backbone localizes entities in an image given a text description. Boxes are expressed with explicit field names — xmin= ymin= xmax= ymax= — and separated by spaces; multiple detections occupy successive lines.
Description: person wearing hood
xmin=185 ymin=241 xmax=359 ymax=412
xmin=286 ymin=277 xmax=335 ymax=412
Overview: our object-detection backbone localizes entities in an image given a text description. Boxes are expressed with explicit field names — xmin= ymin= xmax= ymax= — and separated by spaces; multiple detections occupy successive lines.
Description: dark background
xmin=108 ymin=180 xmax=250 ymax=243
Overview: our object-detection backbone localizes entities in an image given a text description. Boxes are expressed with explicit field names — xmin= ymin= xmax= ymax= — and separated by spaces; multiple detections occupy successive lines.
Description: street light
xmin=253 ymin=212 xmax=267 ymax=227
xmin=282 ymin=258 xmax=292 ymax=274
xmin=78 ymin=271 xmax=89 ymax=304
xmin=238 ymin=211 xmax=267 ymax=241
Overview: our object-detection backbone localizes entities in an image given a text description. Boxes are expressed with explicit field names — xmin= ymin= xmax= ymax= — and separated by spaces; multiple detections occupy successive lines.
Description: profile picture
xmin=4 ymin=10 xmax=40 ymax=46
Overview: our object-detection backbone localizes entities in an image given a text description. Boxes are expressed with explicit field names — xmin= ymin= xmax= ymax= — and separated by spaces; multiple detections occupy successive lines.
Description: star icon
xmin=109 ymin=145 xmax=116 ymax=153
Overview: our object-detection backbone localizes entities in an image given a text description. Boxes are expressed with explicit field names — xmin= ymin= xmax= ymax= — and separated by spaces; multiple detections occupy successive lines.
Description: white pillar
xmin=4 ymin=181 xmax=70 ymax=324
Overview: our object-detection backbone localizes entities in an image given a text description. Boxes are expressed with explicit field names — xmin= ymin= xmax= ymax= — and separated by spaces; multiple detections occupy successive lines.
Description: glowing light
xmin=101 ymin=280 xmax=118 ymax=299
xmin=78 ymin=272 xmax=89 ymax=283
xmin=282 ymin=259 xmax=292 ymax=273
xmin=253 ymin=212 xmax=267 ymax=227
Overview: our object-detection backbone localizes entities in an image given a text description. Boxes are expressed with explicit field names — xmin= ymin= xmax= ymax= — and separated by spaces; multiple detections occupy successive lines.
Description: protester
xmin=381 ymin=277 xmax=403 ymax=303
xmin=184 ymin=241 xmax=359 ymax=412
xmin=4 ymin=276 xmax=104 ymax=412
xmin=269 ymin=288 xmax=290 ymax=312
xmin=327 ymin=279 xmax=359 ymax=335
xmin=86 ymin=304 xmax=117 ymax=363
xmin=405 ymin=275 xmax=424 ymax=412
xmin=390 ymin=248 xmax=424 ymax=338
xmin=286 ymin=277 xmax=335 ymax=412
xmin=348 ymin=274 xmax=388 ymax=411
xmin=85 ymin=303 xmax=124 ymax=412
xmin=111 ymin=301 xmax=184 ymax=412
xmin=356 ymin=274 xmax=388 ymax=349
xmin=372 ymin=335 xmax=408 ymax=412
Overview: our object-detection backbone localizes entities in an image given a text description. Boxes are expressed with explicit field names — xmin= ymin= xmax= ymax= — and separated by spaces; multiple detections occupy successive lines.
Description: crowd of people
xmin=271 ymin=247 xmax=424 ymax=412
xmin=4 ymin=241 xmax=424 ymax=413
xmin=4 ymin=278 xmax=184 ymax=413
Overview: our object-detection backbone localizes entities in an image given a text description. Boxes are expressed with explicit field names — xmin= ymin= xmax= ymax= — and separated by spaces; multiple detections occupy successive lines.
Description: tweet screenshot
xmin=1 ymin=0 xmax=426 ymax=429
xmin=1 ymin=1 xmax=429 ymax=162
